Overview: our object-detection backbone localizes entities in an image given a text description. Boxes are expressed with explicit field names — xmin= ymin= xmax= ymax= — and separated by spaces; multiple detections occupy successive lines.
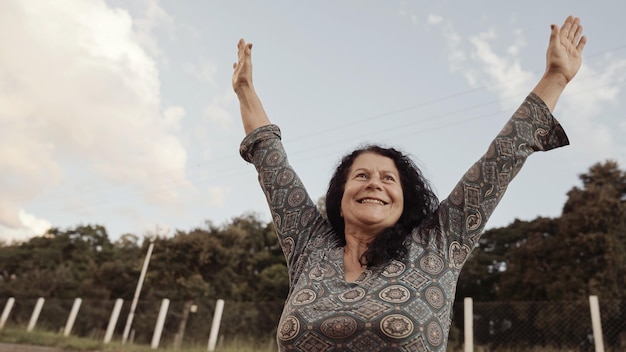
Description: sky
xmin=1 ymin=0 xmax=625 ymax=243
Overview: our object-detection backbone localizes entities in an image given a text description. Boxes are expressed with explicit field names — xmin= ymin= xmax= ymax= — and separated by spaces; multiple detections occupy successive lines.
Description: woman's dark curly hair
xmin=325 ymin=145 xmax=439 ymax=268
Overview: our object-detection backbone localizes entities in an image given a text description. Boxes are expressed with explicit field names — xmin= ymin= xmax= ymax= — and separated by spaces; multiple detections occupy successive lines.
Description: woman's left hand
xmin=544 ymin=16 xmax=587 ymax=84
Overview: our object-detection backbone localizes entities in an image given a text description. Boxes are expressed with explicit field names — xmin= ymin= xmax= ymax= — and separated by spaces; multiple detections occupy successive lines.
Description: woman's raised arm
xmin=233 ymin=38 xmax=271 ymax=135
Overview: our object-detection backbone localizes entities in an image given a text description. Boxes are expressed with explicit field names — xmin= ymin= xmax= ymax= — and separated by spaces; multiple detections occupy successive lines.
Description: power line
xmin=20 ymin=45 xmax=626 ymax=216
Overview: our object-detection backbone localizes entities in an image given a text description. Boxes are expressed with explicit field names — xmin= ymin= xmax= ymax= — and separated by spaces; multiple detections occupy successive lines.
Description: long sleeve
xmin=240 ymin=125 xmax=334 ymax=287
xmin=437 ymin=92 xmax=569 ymax=263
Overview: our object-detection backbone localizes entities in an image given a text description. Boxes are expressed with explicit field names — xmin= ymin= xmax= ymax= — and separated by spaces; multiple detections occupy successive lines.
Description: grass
xmin=0 ymin=326 xmax=275 ymax=351
xmin=101 ymin=340 xmax=273 ymax=352
xmin=1 ymin=327 xmax=613 ymax=352
xmin=0 ymin=326 xmax=103 ymax=351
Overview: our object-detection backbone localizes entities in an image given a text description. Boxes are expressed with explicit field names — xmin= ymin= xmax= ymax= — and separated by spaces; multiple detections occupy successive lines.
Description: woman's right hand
xmin=233 ymin=38 xmax=254 ymax=94
xmin=232 ymin=39 xmax=271 ymax=134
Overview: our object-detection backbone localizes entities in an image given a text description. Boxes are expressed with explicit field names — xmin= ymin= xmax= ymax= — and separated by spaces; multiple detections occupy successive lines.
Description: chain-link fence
xmin=1 ymin=297 xmax=625 ymax=351
xmin=0 ymin=297 xmax=283 ymax=348
xmin=447 ymin=299 xmax=626 ymax=351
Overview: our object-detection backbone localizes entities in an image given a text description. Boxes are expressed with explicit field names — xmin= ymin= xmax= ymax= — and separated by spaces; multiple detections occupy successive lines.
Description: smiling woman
xmin=341 ymin=152 xmax=405 ymax=232
xmin=233 ymin=15 xmax=586 ymax=352
xmin=325 ymin=145 xmax=438 ymax=277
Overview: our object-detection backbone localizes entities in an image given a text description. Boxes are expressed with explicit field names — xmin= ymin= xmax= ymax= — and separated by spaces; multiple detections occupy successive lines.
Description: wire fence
xmin=1 ymin=297 xmax=625 ymax=351
xmin=450 ymin=300 xmax=626 ymax=351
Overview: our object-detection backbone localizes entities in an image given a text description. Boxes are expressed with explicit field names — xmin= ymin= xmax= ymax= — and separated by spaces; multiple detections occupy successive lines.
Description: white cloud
xmin=439 ymin=21 xmax=476 ymax=86
xmin=427 ymin=14 xmax=443 ymax=25
xmin=0 ymin=209 xmax=51 ymax=244
xmin=436 ymin=17 xmax=626 ymax=168
xmin=0 ymin=0 xmax=187 ymax=239
xmin=204 ymin=92 xmax=236 ymax=129
xmin=506 ymin=29 xmax=527 ymax=56
xmin=137 ymin=221 xmax=172 ymax=238
xmin=560 ymin=59 xmax=626 ymax=163
xmin=207 ymin=186 xmax=229 ymax=207
xmin=468 ymin=29 xmax=535 ymax=101
xmin=163 ymin=105 xmax=185 ymax=131
xmin=130 ymin=0 xmax=175 ymax=60
xmin=436 ymin=21 xmax=534 ymax=105
xmin=19 ymin=210 xmax=51 ymax=236
xmin=183 ymin=60 xmax=218 ymax=85
xmin=397 ymin=8 xmax=419 ymax=26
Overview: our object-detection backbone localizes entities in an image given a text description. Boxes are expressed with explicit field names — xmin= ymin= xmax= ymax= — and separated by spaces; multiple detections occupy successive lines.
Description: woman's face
xmin=340 ymin=152 xmax=404 ymax=235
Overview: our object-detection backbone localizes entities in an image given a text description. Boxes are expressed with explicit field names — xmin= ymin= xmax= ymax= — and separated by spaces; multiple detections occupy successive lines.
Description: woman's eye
xmin=356 ymin=173 xmax=367 ymax=179
xmin=384 ymin=175 xmax=395 ymax=182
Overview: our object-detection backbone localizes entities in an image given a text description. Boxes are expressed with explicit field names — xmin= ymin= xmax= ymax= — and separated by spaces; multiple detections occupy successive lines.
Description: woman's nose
xmin=365 ymin=177 xmax=383 ymax=190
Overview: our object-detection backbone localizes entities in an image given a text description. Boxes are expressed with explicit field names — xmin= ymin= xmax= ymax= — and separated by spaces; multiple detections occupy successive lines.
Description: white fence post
xmin=63 ymin=298 xmax=82 ymax=336
xmin=104 ymin=298 xmax=124 ymax=343
xmin=589 ymin=295 xmax=605 ymax=352
xmin=151 ymin=298 xmax=170 ymax=349
xmin=207 ymin=299 xmax=225 ymax=351
xmin=27 ymin=297 xmax=45 ymax=332
xmin=0 ymin=297 xmax=15 ymax=330
xmin=464 ymin=297 xmax=474 ymax=352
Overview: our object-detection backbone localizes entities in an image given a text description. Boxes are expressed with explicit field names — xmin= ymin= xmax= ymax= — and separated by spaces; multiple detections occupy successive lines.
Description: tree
xmin=0 ymin=224 xmax=115 ymax=298
xmin=90 ymin=233 xmax=143 ymax=299
xmin=561 ymin=160 xmax=626 ymax=235
xmin=457 ymin=217 xmax=558 ymax=301
xmin=554 ymin=160 xmax=626 ymax=300
xmin=458 ymin=160 xmax=626 ymax=302
xmin=144 ymin=213 xmax=287 ymax=302
xmin=496 ymin=217 xmax=562 ymax=300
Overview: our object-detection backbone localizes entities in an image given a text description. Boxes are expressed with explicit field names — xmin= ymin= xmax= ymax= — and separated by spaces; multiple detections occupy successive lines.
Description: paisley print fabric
xmin=240 ymin=93 xmax=568 ymax=351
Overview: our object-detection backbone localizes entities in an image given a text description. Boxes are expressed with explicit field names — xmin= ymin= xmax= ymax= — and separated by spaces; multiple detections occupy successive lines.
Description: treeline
xmin=1 ymin=160 xmax=625 ymax=303
xmin=0 ymin=213 xmax=289 ymax=303
xmin=456 ymin=160 xmax=626 ymax=303
xmin=0 ymin=160 xmax=624 ymax=345
xmin=451 ymin=160 xmax=626 ymax=349
xmin=0 ymin=214 xmax=289 ymax=342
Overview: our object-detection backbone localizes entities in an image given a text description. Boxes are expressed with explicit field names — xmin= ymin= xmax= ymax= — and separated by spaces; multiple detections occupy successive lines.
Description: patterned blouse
xmin=240 ymin=93 xmax=569 ymax=351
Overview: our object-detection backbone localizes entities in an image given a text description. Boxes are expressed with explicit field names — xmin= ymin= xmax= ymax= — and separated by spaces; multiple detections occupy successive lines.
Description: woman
xmin=235 ymin=16 xmax=586 ymax=352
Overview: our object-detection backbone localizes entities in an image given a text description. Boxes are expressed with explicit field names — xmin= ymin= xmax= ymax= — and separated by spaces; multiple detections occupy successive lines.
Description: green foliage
xmin=1 ymin=161 xmax=624 ymax=348
xmin=2 ymin=161 xmax=623 ymax=305
xmin=0 ymin=225 xmax=123 ymax=299
xmin=0 ymin=213 xmax=288 ymax=341
xmin=0 ymin=214 xmax=288 ymax=303
xmin=144 ymin=213 xmax=287 ymax=302
xmin=458 ymin=160 xmax=626 ymax=302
